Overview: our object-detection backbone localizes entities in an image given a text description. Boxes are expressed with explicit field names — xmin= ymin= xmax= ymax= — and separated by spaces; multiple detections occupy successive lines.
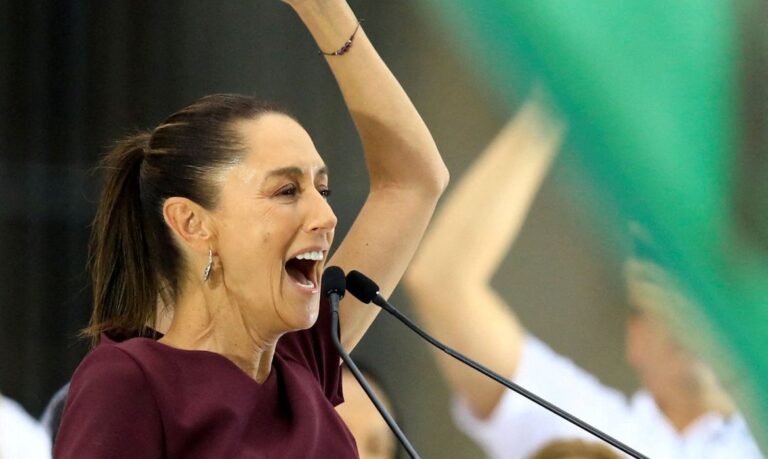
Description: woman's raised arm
xmin=285 ymin=0 xmax=449 ymax=351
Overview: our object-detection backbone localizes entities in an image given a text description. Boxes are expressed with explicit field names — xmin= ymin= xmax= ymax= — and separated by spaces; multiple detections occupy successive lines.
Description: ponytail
xmin=82 ymin=94 xmax=287 ymax=345
xmin=84 ymin=132 xmax=158 ymax=345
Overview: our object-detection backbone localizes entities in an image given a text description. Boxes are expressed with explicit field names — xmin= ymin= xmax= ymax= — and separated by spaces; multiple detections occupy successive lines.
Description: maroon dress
xmin=54 ymin=298 xmax=359 ymax=458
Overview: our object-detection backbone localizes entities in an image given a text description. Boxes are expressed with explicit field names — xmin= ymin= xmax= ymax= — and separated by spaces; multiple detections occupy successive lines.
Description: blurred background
xmin=0 ymin=1 xmax=765 ymax=457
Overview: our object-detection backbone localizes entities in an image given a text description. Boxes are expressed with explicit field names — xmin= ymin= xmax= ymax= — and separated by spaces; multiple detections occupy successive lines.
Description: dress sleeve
xmin=452 ymin=335 xmax=631 ymax=459
xmin=54 ymin=345 xmax=164 ymax=459
xmin=277 ymin=296 xmax=344 ymax=406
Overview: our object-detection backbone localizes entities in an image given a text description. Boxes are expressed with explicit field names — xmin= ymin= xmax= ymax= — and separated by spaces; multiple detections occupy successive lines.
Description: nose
xmin=306 ymin=189 xmax=337 ymax=234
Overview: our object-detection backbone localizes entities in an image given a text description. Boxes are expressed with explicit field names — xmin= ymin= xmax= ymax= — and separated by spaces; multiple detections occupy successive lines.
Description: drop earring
xmin=202 ymin=248 xmax=213 ymax=282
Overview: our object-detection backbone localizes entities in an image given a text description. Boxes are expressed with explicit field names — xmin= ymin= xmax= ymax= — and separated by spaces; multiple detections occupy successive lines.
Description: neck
xmin=655 ymin=387 xmax=735 ymax=432
xmin=160 ymin=283 xmax=281 ymax=383
xmin=658 ymin=398 xmax=709 ymax=432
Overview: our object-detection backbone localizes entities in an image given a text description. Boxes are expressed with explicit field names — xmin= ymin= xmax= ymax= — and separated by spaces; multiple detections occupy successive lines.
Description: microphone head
xmin=321 ymin=266 xmax=346 ymax=298
xmin=345 ymin=270 xmax=380 ymax=304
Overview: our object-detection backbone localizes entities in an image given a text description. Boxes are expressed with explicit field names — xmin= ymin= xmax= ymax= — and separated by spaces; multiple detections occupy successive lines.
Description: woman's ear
xmin=162 ymin=197 xmax=215 ymax=254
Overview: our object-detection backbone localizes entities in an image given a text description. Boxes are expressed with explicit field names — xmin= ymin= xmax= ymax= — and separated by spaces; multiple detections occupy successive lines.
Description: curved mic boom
xmin=320 ymin=267 xmax=421 ymax=459
xmin=345 ymin=269 xmax=649 ymax=459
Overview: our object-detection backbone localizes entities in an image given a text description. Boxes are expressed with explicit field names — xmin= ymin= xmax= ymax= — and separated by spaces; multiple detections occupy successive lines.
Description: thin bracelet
xmin=318 ymin=19 xmax=365 ymax=57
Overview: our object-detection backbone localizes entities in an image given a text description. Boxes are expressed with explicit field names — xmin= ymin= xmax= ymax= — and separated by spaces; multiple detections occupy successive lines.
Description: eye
xmin=319 ymin=187 xmax=332 ymax=200
xmin=276 ymin=184 xmax=298 ymax=197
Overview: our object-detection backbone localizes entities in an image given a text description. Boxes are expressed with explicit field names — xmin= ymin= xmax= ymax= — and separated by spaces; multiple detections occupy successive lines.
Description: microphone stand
xmin=327 ymin=292 xmax=421 ymax=459
xmin=369 ymin=293 xmax=649 ymax=459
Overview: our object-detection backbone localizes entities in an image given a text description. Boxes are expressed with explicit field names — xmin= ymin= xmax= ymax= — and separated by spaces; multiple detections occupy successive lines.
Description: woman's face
xmin=210 ymin=113 xmax=337 ymax=335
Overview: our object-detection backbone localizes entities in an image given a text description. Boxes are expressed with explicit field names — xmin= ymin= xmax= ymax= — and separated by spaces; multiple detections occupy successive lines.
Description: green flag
xmin=422 ymin=0 xmax=768 ymax=450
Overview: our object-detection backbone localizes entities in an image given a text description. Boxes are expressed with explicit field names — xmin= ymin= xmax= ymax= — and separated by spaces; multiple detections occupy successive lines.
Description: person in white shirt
xmin=404 ymin=97 xmax=763 ymax=459
xmin=0 ymin=394 xmax=51 ymax=459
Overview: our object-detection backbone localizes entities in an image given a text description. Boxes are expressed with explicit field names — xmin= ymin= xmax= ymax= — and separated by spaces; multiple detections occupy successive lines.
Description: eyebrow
xmin=265 ymin=165 xmax=329 ymax=179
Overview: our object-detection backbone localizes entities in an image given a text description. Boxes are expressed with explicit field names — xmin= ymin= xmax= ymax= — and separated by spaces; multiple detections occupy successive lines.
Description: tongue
xmin=286 ymin=264 xmax=310 ymax=285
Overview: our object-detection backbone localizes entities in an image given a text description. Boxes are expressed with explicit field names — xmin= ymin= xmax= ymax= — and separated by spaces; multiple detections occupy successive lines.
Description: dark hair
xmin=85 ymin=94 xmax=288 ymax=344
xmin=528 ymin=439 xmax=622 ymax=459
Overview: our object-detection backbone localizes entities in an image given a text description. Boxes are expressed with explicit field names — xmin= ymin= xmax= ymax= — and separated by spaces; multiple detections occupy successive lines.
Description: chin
xmin=303 ymin=300 xmax=321 ymax=329
xmin=284 ymin=297 xmax=321 ymax=331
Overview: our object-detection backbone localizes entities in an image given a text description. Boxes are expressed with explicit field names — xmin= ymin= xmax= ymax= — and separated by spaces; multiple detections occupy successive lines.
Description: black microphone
xmin=320 ymin=267 xmax=421 ymax=459
xmin=345 ymin=270 xmax=649 ymax=459
xmin=322 ymin=266 xmax=347 ymax=308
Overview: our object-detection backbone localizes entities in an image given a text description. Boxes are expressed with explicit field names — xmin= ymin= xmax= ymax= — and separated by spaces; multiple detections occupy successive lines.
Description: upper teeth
xmin=295 ymin=251 xmax=324 ymax=261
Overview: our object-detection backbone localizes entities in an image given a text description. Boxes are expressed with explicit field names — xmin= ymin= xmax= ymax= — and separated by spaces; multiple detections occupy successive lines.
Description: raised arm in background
xmin=404 ymin=98 xmax=564 ymax=418
xmin=286 ymin=0 xmax=449 ymax=351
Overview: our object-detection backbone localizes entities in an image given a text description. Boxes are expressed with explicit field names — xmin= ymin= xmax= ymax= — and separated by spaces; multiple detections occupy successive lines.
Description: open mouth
xmin=284 ymin=250 xmax=323 ymax=290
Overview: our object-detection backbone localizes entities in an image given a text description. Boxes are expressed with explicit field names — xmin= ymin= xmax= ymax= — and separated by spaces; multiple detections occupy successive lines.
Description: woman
xmin=54 ymin=0 xmax=448 ymax=457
